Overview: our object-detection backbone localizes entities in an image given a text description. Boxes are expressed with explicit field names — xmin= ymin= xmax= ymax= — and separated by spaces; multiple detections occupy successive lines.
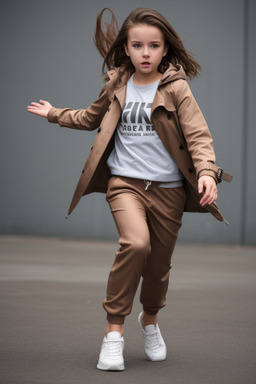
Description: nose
xmin=143 ymin=46 xmax=149 ymax=57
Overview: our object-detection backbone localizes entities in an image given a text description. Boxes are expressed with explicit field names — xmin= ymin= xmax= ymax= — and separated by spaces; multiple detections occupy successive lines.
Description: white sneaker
xmin=138 ymin=312 xmax=167 ymax=361
xmin=97 ymin=331 xmax=125 ymax=371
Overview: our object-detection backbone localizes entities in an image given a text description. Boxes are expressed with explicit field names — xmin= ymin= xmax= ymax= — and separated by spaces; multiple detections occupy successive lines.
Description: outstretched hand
xmin=198 ymin=175 xmax=218 ymax=206
xmin=27 ymin=100 xmax=53 ymax=118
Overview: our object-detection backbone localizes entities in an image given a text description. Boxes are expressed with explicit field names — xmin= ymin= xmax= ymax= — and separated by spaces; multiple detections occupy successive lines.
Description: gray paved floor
xmin=0 ymin=236 xmax=256 ymax=384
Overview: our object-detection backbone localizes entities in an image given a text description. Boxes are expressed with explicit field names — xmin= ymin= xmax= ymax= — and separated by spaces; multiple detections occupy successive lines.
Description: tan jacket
xmin=47 ymin=64 xmax=232 ymax=222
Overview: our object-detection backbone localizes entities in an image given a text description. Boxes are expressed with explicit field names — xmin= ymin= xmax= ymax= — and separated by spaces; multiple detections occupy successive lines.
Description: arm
xmin=175 ymin=80 xmax=218 ymax=181
xmin=174 ymin=80 xmax=220 ymax=205
xmin=46 ymin=84 xmax=112 ymax=131
xmin=27 ymin=84 xmax=111 ymax=131
xmin=27 ymin=70 xmax=119 ymax=130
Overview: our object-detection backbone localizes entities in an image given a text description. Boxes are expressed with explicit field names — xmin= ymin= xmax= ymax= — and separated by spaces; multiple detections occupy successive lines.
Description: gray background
xmin=1 ymin=0 xmax=255 ymax=245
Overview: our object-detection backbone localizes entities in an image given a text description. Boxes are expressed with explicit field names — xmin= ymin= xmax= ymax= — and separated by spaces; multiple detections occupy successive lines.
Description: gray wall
xmin=1 ymin=0 xmax=255 ymax=245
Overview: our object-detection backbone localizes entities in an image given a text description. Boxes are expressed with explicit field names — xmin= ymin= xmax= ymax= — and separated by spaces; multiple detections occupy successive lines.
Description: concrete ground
xmin=0 ymin=236 xmax=255 ymax=384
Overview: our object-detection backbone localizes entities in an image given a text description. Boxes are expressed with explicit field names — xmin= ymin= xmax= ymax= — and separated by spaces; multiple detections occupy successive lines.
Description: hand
xmin=198 ymin=175 xmax=218 ymax=206
xmin=27 ymin=99 xmax=53 ymax=118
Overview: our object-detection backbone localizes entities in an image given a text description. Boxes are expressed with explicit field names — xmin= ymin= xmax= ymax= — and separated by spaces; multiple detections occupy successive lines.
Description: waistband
xmin=114 ymin=176 xmax=184 ymax=190
xmin=158 ymin=180 xmax=184 ymax=188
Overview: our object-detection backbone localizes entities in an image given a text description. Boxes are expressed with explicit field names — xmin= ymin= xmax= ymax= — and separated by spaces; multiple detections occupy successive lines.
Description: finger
xmin=27 ymin=106 xmax=42 ymax=112
xmin=30 ymin=102 xmax=44 ymax=108
xmin=27 ymin=108 xmax=41 ymax=115
xmin=200 ymin=195 xmax=208 ymax=206
xmin=200 ymin=186 xmax=211 ymax=205
xmin=212 ymin=190 xmax=218 ymax=203
xmin=27 ymin=105 xmax=41 ymax=110
xmin=39 ymin=99 xmax=48 ymax=105
xmin=198 ymin=179 xmax=204 ymax=194
xmin=27 ymin=107 xmax=45 ymax=116
xmin=200 ymin=188 xmax=217 ymax=206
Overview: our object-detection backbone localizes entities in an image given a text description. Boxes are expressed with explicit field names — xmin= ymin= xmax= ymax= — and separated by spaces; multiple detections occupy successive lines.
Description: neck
xmin=133 ymin=71 xmax=162 ymax=86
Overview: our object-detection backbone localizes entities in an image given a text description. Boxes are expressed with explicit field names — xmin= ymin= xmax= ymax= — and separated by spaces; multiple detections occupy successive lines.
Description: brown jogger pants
xmin=104 ymin=176 xmax=186 ymax=325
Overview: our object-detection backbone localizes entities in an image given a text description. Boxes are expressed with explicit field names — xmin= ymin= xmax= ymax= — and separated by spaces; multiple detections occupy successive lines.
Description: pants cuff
xmin=143 ymin=306 xmax=159 ymax=316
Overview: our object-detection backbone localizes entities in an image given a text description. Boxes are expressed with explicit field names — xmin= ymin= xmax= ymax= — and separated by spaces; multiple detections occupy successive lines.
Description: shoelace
xmin=104 ymin=340 xmax=123 ymax=357
xmin=145 ymin=331 xmax=160 ymax=350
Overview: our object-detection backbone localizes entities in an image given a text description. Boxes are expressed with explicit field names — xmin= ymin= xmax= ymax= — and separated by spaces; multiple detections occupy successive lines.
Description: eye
xmin=152 ymin=44 xmax=159 ymax=49
xmin=133 ymin=44 xmax=141 ymax=49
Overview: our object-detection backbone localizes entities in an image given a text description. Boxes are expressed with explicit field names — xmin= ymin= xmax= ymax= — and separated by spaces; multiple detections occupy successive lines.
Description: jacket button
xmin=97 ymin=127 xmax=101 ymax=133
xmin=179 ymin=144 xmax=184 ymax=150
xmin=91 ymin=146 xmax=93 ymax=151
xmin=188 ymin=168 xmax=194 ymax=174
xmin=82 ymin=169 xmax=84 ymax=174
xmin=167 ymin=113 xmax=172 ymax=120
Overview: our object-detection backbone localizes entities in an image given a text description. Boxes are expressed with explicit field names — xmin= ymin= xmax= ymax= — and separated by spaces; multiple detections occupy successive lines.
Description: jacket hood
xmin=159 ymin=63 xmax=187 ymax=85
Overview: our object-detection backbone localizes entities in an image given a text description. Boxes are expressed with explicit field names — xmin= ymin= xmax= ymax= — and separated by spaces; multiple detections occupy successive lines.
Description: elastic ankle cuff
xmin=143 ymin=306 xmax=159 ymax=316
xmin=107 ymin=314 xmax=125 ymax=325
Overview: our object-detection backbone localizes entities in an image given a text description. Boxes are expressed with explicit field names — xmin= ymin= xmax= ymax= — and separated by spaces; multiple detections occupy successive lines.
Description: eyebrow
xmin=130 ymin=40 xmax=162 ymax=43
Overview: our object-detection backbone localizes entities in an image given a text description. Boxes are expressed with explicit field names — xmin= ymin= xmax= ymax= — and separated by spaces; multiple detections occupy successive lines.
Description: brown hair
xmin=94 ymin=8 xmax=201 ymax=79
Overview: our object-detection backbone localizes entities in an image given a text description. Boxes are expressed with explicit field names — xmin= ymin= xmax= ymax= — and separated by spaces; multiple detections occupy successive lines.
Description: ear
xmin=163 ymin=44 xmax=169 ymax=57
xmin=124 ymin=43 xmax=130 ymax=57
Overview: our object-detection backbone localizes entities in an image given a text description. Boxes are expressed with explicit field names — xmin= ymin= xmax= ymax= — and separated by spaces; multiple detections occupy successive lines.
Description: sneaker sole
xmin=145 ymin=353 xmax=166 ymax=362
xmin=97 ymin=362 xmax=125 ymax=371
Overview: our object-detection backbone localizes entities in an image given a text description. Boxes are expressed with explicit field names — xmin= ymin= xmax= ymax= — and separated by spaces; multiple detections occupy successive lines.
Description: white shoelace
xmin=145 ymin=331 xmax=160 ymax=350
xmin=104 ymin=340 xmax=123 ymax=357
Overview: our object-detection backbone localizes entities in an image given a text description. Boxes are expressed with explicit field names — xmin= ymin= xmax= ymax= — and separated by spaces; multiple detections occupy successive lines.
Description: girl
xmin=27 ymin=8 xmax=232 ymax=371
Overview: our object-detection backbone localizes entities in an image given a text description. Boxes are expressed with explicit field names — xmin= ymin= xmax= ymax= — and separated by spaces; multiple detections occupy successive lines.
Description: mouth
xmin=141 ymin=62 xmax=150 ymax=67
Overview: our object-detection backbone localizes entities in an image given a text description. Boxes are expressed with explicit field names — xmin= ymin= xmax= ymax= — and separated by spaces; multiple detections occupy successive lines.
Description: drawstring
xmin=223 ymin=217 xmax=230 ymax=226
xmin=144 ymin=180 xmax=152 ymax=191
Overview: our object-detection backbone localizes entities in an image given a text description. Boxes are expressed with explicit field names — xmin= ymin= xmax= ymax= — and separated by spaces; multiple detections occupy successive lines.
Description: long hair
xmin=94 ymin=8 xmax=201 ymax=79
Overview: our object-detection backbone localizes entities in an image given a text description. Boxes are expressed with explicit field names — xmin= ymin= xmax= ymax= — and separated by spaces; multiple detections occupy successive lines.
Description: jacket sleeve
xmin=47 ymin=80 xmax=114 ymax=131
xmin=174 ymin=79 xmax=219 ymax=181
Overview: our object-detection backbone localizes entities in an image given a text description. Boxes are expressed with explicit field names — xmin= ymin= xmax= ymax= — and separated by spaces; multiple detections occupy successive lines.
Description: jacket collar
xmin=107 ymin=62 xmax=186 ymax=84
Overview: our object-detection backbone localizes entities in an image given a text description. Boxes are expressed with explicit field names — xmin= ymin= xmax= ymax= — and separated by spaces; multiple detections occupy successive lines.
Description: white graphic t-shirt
xmin=107 ymin=74 xmax=184 ymax=183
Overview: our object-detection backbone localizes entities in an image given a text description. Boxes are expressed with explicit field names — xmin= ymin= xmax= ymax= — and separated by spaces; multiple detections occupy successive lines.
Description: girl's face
xmin=124 ymin=24 xmax=168 ymax=83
